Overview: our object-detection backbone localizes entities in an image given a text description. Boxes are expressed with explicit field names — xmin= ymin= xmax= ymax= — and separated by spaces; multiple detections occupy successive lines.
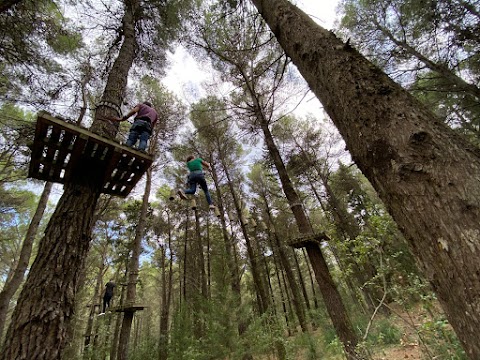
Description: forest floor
xmin=371 ymin=303 xmax=423 ymax=360
xmin=373 ymin=343 xmax=421 ymax=360
xmin=277 ymin=302 xmax=446 ymax=360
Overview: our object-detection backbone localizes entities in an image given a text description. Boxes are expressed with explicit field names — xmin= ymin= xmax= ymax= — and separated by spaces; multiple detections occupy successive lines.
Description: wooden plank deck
xmin=28 ymin=111 xmax=153 ymax=197
xmin=111 ymin=303 xmax=146 ymax=313
xmin=286 ymin=232 xmax=329 ymax=248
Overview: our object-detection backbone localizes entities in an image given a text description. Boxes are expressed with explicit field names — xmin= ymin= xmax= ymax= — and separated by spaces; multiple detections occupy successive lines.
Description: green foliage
xmin=0 ymin=187 xmax=42 ymax=284
xmin=289 ymin=332 xmax=324 ymax=360
xmin=168 ymin=306 xmax=198 ymax=359
xmin=129 ymin=336 xmax=159 ymax=360
xmin=128 ymin=0 xmax=199 ymax=71
xmin=0 ymin=0 xmax=84 ymax=100
xmin=416 ymin=295 xmax=467 ymax=360
xmin=337 ymin=0 xmax=480 ymax=141
xmin=418 ymin=317 xmax=467 ymax=360
xmin=47 ymin=31 xmax=83 ymax=55
xmin=0 ymin=104 xmax=35 ymax=183
xmin=367 ymin=318 xmax=402 ymax=346
xmin=411 ymin=72 xmax=480 ymax=146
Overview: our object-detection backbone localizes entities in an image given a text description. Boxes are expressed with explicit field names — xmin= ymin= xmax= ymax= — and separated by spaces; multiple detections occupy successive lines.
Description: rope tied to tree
xmin=96 ymin=101 xmax=122 ymax=118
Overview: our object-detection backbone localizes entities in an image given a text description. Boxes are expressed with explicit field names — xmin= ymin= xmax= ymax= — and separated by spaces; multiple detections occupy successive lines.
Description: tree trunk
xmin=307 ymin=173 xmax=375 ymax=313
xmin=210 ymin=162 xmax=252 ymax=358
xmin=0 ymin=1 xmax=138 ymax=358
xmin=257 ymin=232 xmax=276 ymax=315
xmin=117 ymin=165 xmax=152 ymax=360
xmin=264 ymin=197 xmax=308 ymax=332
xmin=300 ymin=248 xmax=319 ymax=309
xmin=158 ymin=211 xmax=173 ymax=360
xmin=192 ymin=207 xmax=206 ymax=338
xmin=210 ymin=163 xmax=241 ymax=296
xmin=252 ymin=0 xmax=480 ymax=358
xmin=291 ymin=248 xmax=311 ymax=310
xmin=206 ymin=215 xmax=211 ymax=299
xmin=269 ymin=231 xmax=292 ymax=334
xmin=182 ymin=209 xmax=189 ymax=303
xmin=110 ymin=273 xmax=126 ymax=360
xmin=257 ymin=113 xmax=361 ymax=359
xmin=305 ymin=242 xmax=359 ymax=357
xmin=0 ymin=181 xmax=52 ymax=344
xmin=84 ymin=259 xmax=105 ymax=351
xmin=222 ymin=161 xmax=270 ymax=314
xmin=1 ymin=180 xmax=102 ymax=360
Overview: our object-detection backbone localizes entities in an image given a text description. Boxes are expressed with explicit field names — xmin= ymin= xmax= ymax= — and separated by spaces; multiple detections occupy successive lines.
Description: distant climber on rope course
xmin=112 ymin=101 xmax=158 ymax=152
xmin=99 ymin=279 xmax=116 ymax=316
xmin=178 ymin=155 xmax=216 ymax=210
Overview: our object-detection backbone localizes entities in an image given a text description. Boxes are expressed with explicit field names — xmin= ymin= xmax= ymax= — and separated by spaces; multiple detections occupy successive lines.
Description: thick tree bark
xmin=1 ymin=181 xmax=101 ymax=360
xmin=0 ymin=181 xmax=52 ymax=344
xmin=251 ymin=0 xmax=480 ymax=358
xmin=0 ymin=0 xmax=21 ymax=13
xmin=0 ymin=1 xmax=138 ymax=358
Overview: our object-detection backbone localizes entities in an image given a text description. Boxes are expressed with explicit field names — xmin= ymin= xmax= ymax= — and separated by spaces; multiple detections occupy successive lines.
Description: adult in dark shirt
xmin=114 ymin=101 xmax=158 ymax=152
xmin=100 ymin=280 xmax=116 ymax=315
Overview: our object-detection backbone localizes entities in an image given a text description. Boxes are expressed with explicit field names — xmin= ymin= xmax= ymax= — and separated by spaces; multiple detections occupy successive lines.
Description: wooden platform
xmin=287 ymin=232 xmax=328 ymax=248
xmin=111 ymin=303 xmax=146 ymax=313
xmin=28 ymin=111 xmax=153 ymax=197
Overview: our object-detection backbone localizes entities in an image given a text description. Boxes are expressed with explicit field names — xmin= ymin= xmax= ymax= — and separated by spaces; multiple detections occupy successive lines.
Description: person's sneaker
xmin=138 ymin=149 xmax=147 ymax=154
xmin=209 ymin=204 xmax=216 ymax=210
xmin=98 ymin=312 xmax=105 ymax=316
xmin=177 ymin=190 xmax=188 ymax=200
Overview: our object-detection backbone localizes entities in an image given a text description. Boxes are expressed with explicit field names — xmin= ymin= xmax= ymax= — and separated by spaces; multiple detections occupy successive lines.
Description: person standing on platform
xmin=114 ymin=101 xmax=158 ymax=152
xmin=99 ymin=279 xmax=116 ymax=315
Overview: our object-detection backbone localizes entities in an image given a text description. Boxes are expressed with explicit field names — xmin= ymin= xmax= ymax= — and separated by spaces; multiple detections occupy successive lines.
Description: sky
xmin=162 ymin=0 xmax=341 ymax=116
xmin=297 ymin=0 xmax=340 ymax=28
xmin=155 ymin=0 xmax=346 ymax=199
xmin=49 ymin=0 xmax=343 ymax=201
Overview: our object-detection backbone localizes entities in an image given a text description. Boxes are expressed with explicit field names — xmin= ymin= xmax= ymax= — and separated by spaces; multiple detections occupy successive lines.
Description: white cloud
xmin=295 ymin=0 xmax=339 ymax=28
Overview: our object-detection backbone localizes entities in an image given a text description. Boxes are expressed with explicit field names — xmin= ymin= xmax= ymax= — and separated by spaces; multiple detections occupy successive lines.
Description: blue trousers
xmin=126 ymin=120 xmax=151 ymax=150
xmin=184 ymin=172 xmax=213 ymax=205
